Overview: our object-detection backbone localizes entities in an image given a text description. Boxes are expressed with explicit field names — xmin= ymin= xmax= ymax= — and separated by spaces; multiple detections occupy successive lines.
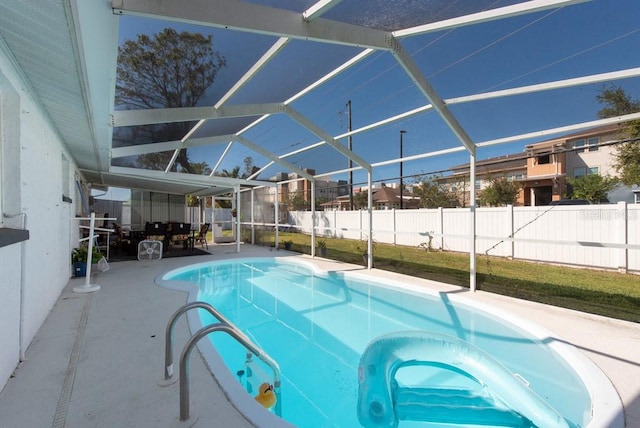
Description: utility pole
xmin=347 ymin=100 xmax=353 ymax=210
xmin=400 ymin=130 xmax=407 ymax=209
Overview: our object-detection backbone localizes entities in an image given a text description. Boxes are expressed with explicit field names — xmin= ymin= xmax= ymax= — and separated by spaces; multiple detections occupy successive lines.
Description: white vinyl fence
xmin=287 ymin=202 xmax=640 ymax=272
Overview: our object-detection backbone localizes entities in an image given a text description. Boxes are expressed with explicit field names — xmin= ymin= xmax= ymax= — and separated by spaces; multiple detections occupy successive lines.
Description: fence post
xmin=618 ymin=201 xmax=628 ymax=273
xmin=437 ymin=207 xmax=444 ymax=250
xmin=507 ymin=204 xmax=514 ymax=259
xmin=393 ymin=208 xmax=397 ymax=246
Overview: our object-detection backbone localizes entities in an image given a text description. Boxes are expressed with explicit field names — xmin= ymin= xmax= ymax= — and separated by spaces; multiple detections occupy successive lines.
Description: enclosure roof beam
xmin=247 ymin=161 xmax=275 ymax=181
xmin=391 ymin=38 xmax=476 ymax=155
xmin=285 ymin=106 xmax=372 ymax=171
xmin=476 ymin=111 xmax=640 ymax=149
xmin=393 ymin=0 xmax=591 ymax=38
xmin=215 ymin=37 xmax=290 ymax=109
xmin=110 ymin=103 xmax=287 ymax=128
xmin=315 ymin=112 xmax=640 ymax=178
xmin=111 ymin=66 xmax=640 ymax=162
xmin=447 ymin=67 xmax=640 ymax=105
xmin=112 ymin=0 xmax=392 ymax=50
xmin=235 ymin=135 xmax=315 ymax=181
xmin=209 ymin=141 xmax=235 ymax=177
xmin=110 ymin=135 xmax=234 ymax=158
xmin=303 ymin=0 xmax=343 ymax=21
xmin=284 ymin=48 xmax=375 ymax=105
xmin=267 ymin=66 xmax=640 ymax=161
xmin=109 ymin=166 xmax=272 ymax=188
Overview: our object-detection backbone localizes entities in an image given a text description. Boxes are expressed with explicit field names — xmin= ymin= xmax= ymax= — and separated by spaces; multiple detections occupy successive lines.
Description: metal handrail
xmin=160 ymin=301 xmax=237 ymax=385
xmin=178 ymin=322 xmax=282 ymax=423
xmin=162 ymin=301 xmax=282 ymax=423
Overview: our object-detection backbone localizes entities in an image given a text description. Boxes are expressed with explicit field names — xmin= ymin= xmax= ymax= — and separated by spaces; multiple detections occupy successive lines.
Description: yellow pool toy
xmin=255 ymin=382 xmax=277 ymax=409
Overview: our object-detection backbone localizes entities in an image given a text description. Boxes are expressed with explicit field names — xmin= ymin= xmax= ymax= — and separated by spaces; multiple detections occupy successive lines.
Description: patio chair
xmin=195 ymin=223 xmax=210 ymax=249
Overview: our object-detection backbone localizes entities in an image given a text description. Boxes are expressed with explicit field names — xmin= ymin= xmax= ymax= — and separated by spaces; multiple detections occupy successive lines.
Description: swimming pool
xmin=159 ymin=257 xmax=621 ymax=428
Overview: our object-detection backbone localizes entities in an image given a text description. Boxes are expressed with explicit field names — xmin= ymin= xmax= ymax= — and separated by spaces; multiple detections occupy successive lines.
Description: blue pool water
xmin=163 ymin=258 xmax=591 ymax=427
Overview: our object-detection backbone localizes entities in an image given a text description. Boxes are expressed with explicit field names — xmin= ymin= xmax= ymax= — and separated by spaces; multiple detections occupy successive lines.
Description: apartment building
xmin=271 ymin=169 xmax=348 ymax=206
xmin=439 ymin=123 xmax=627 ymax=206
xmin=523 ymin=123 xmax=620 ymax=205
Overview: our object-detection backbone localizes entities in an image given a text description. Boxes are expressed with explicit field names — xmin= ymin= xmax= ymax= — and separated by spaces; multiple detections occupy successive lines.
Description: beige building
xmin=439 ymin=123 xmax=627 ymax=206
xmin=271 ymin=169 xmax=348 ymax=207
xmin=522 ymin=123 xmax=620 ymax=205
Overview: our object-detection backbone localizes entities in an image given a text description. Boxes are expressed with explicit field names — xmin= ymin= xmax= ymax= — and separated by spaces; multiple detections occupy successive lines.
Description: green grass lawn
xmin=253 ymin=230 xmax=640 ymax=323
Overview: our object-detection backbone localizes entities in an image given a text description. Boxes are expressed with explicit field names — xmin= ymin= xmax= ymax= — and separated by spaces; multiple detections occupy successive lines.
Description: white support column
xmin=311 ymin=180 xmax=316 ymax=256
xmin=274 ymin=186 xmax=279 ymax=249
xmin=469 ymin=154 xmax=477 ymax=291
xmin=250 ymin=189 xmax=255 ymax=245
xmin=506 ymin=204 xmax=514 ymax=259
xmin=235 ymin=185 xmax=241 ymax=253
xmin=618 ymin=201 xmax=628 ymax=273
xmin=530 ymin=187 xmax=536 ymax=206
xmin=367 ymin=172 xmax=373 ymax=269
xmin=437 ymin=207 xmax=444 ymax=250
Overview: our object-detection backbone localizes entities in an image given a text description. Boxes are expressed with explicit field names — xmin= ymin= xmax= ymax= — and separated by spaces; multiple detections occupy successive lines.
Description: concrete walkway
xmin=0 ymin=244 xmax=638 ymax=427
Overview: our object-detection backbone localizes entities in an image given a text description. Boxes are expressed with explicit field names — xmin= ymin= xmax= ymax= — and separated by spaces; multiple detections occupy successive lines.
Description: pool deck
xmin=0 ymin=244 xmax=638 ymax=428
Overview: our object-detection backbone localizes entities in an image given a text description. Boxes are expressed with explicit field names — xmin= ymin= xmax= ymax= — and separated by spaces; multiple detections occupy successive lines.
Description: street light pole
xmin=399 ymin=130 xmax=407 ymax=209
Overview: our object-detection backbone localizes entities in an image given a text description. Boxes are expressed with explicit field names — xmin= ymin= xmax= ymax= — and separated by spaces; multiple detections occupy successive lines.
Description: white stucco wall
xmin=0 ymin=246 xmax=21 ymax=388
xmin=0 ymin=42 xmax=80 ymax=390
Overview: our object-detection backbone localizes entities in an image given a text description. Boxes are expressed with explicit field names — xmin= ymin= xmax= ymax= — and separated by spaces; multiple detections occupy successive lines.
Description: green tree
xmin=115 ymin=28 xmax=226 ymax=173
xmin=186 ymin=195 xmax=200 ymax=207
xmin=243 ymin=156 xmax=260 ymax=178
xmin=183 ymin=161 xmax=211 ymax=175
xmin=478 ymin=177 xmax=521 ymax=207
xmin=353 ymin=190 xmax=368 ymax=209
xmin=413 ymin=176 xmax=457 ymax=208
xmin=211 ymin=166 xmax=240 ymax=208
xmin=287 ymin=191 xmax=309 ymax=211
xmin=315 ymin=196 xmax=328 ymax=210
xmin=567 ymin=174 xmax=618 ymax=203
xmin=217 ymin=166 xmax=241 ymax=178
xmin=597 ymin=85 xmax=640 ymax=186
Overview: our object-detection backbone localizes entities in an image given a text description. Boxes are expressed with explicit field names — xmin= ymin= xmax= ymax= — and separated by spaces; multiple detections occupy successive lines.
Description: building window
xmin=537 ymin=154 xmax=550 ymax=164
xmin=574 ymin=166 xmax=599 ymax=178
xmin=474 ymin=179 xmax=481 ymax=190
xmin=573 ymin=137 xmax=599 ymax=153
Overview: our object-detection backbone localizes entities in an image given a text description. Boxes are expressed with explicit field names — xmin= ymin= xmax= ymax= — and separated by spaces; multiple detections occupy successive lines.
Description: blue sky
xmin=116 ymin=0 xmax=640 ymax=188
